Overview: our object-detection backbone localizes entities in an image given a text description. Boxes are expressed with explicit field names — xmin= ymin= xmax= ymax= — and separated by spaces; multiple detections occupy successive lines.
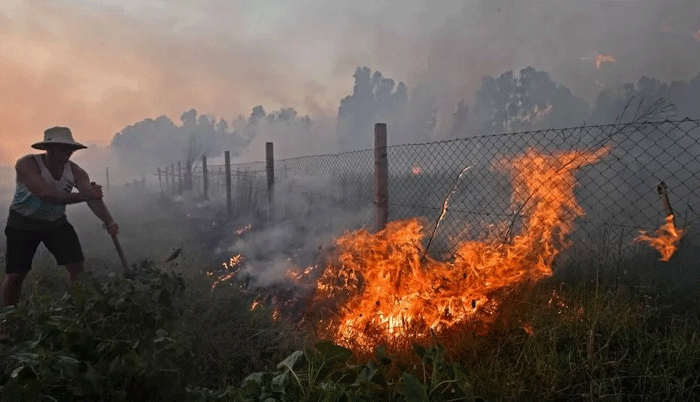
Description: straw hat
xmin=31 ymin=127 xmax=87 ymax=151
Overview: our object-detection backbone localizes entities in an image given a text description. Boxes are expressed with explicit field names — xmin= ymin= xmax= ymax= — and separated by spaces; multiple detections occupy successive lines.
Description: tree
xmin=337 ymin=67 xmax=410 ymax=151
xmin=473 ymin=66 xmax=589 ymax=134
xmin=449 ymin=100 xmax=469 ymax=139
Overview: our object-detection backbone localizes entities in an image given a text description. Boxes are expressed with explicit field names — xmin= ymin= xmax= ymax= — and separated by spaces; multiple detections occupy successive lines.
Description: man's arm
xmin=70 ymin=163 xmax=114 ymax=226
xmin=16 ymin=157 xmax=98 ymax=205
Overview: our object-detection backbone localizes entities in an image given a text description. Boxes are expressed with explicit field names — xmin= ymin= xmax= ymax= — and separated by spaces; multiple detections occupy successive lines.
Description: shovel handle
xmin=94 ymin=197 xmax=133 ymax=278
xmin=111 ymin=234 xmax=133 ymax=277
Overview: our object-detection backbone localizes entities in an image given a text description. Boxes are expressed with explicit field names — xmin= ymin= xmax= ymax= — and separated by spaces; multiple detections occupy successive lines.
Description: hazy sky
xmin=1 ymin=0 xmax=699 ymax=165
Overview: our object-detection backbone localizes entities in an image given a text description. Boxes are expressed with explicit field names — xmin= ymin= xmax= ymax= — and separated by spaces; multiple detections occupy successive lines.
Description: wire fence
xmin=156 ymin=118 xmax=700 ymax=264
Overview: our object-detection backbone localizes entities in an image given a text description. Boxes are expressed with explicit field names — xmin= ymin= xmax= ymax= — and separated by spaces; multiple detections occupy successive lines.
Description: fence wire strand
xmin=158 ymin=119 xmax=700 ymax=258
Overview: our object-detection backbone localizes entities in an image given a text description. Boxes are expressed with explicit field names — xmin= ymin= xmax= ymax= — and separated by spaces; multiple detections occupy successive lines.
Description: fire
xmin=234 ymin=224 xmax=251 ymax=236
xmin=311 ymin=147 xmax=608 ymax=351
xmin=634 ymin=215 xmax=683 ymax=261
xmin=595 ymin=54 xmax=617 ymax=69
xmin=411 ymin=166 xmax=422 ymax=175
xmin=208 ymin=253 xmax=244 ymax=289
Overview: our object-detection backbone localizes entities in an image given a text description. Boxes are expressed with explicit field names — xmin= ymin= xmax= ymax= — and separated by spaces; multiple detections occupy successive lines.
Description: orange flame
xmin=311 ymin=147 xmax=608 ymax=351
xmin=411 ymin=166 xmax=422 ymax=175
xmin=595 ymin=54 xmax=617 ymax=69
xmin=634 ymin=215 xmax=683 ymax=261
xmin=209 ymin=254 xmax=244 ymax=289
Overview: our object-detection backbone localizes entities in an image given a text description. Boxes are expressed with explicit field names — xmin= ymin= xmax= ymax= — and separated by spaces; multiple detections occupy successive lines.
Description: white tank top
xmin=9 ymin=154 xmax=75 ymax=221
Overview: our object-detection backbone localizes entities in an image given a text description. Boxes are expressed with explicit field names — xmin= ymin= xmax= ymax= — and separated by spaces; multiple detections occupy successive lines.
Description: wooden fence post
xmin=165 ymin=166 xmax=170 ymax=193
xmin=266 ymin=142 xmax=275 ymax=222
xmin=106 ymin=167 xmax=110 ymax=193
xmin=186 ymin=159 xmax=192 ymax=191
xmin=177 ymin=161 xmax=183 ymax=195
xmin=225 ymin=151 xmax=232 ymax=218
xmin=157 ymin=168 xmax=163 ymax=194
xmin=171 ymin=164 xmax=176 ymax=195
xmin=374 ymin=123 xmax=389 ymax=231
xmin=202 ymin=155 xmax=209 ymax=200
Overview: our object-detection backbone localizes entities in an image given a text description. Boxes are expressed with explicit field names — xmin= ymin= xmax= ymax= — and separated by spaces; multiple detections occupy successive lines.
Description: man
xmin=1 ymin=127 xmax=119 ymax=341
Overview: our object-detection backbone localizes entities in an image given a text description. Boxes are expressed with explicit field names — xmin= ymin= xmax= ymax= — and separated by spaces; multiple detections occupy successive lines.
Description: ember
xmin=634 ymin=215 xmax=683 ymax=261
xmin=208 ymin=254 xmax=244 ymax=289
xmin=595 ymin=54 xmax=617 ymax=69
xmin=309 ymin=147 xmax=608 ymax=351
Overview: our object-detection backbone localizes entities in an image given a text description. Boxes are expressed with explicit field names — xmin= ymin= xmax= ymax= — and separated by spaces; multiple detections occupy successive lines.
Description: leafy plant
xmin=0 ymin=263 xmax=197 ymax=401
xmin=239 ymin=341 xmax=476 ymax=402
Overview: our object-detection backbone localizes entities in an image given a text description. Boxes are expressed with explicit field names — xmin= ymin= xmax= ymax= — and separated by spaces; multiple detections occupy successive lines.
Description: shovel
xmin=95 ymin=198 xmax=134 ymax=279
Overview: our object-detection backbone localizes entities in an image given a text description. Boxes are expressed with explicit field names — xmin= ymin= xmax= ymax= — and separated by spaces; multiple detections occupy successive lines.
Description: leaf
xmin=242 ymin=372 xmax=265 ymax=395
xmin=413 ymin=343 xmax=426 ymax=358
xmin=277 ymin=350 xmax=306 ymax=372
xmin=271 ymin=370 xmax=290 ymax=393
xmin=10 ymin=366 xmax=25 ymax=378
xmin=315 ymin=341 xmax=353 ymax=363
xmin=402 ymin=373 xmax=429 ymax=402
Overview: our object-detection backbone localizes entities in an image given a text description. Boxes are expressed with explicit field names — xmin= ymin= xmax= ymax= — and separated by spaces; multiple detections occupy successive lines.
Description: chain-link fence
xmin=158 ymin=118 xmax=700 ymax=265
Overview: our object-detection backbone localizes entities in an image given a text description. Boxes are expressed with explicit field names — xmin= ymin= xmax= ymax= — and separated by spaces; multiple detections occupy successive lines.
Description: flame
xmin=634 ymin=215 xmax=684 ymax=261
xmin=595 ymin=54 xmax=617 ymax=69
xmin=209 ymin=254 xmax=244 ymax=289
xmin=287 ymin=265 xmax=317 ymax=282
xmin=411 ymin=166 xmax=422 ymax=175
xmin=311 ymin=147 xmax=608 ymax=351
xmin=234 ymin=224 xmax=252 ymax=236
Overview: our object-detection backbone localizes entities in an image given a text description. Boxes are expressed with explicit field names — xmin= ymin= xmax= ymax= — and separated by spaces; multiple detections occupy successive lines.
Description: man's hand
xmin=87 ymin=182 xmax=104 ymax=200
xmin=103 ymin=221 xmax=119 ymax=236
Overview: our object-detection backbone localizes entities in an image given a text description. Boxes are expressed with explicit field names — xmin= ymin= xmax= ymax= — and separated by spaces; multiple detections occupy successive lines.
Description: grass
xmin=1 ymin=191 xmax=700 ymax=401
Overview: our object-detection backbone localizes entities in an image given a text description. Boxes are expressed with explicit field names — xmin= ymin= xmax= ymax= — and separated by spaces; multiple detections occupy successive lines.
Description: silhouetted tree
xmin=473 ymin=66 xmax=589 ymax=134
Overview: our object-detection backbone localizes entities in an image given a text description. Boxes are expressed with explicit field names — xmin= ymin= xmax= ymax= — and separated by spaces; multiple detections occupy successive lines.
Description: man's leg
xmin=43 ymin=221 xmax=86 ymax=282
xmin=1 ymin=272 xmax=28 ymax=307
xmin=65 ymin=262 xmax=85 ymax=282
xmin=2 ymin=226 xmax=40 ymax=341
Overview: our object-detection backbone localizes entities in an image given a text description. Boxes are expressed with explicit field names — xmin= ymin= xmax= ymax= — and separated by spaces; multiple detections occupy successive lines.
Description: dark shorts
xmin=5 ymin=219 xmax=85 ymax=274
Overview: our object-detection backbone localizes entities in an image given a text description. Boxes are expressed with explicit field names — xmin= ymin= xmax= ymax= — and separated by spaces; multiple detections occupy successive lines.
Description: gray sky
xmin=1 ymin=0 xmax=699 ymax=162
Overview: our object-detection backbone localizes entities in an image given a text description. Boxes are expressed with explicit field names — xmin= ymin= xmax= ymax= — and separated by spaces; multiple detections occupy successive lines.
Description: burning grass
xmin=307 ymin=147 xmax=610 ymax=353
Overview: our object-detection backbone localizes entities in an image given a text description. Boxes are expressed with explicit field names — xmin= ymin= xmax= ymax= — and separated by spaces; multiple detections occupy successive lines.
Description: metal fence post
xmin=266 ymin=142 xmax=275 ymax=222
xmin=374 ymin=123 xmax=389 ymax=231
xmin=225 ymin=151 xmax=232 ymax=217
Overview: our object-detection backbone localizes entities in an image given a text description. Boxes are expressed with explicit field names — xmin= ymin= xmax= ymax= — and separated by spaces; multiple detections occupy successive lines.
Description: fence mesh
xmin=158 ymin=118 xmax=700 ymax=261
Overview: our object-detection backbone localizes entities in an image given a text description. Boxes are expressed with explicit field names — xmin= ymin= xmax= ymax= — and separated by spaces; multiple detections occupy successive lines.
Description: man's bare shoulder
xmin=15 ymin=154 xmax=40 ymax=172
xmin=69 ymin=161 xmax=89 ymax=181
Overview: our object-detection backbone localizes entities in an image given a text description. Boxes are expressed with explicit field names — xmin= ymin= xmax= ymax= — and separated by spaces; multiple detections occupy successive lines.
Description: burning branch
xmin=634 ymin=181 xmax=684 ymax=261
xmin=424 ymin=165 xmax=473 ymax=258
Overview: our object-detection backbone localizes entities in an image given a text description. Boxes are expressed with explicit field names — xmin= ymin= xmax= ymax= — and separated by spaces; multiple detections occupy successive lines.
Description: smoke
xmin=216 ymin=174 xmax=373 ymax=289
xmin=3 ymin=0 xmax=700 ymax=171
xmin=0 ymin=0 xmax=332 ymax=166
xmin=319 ymin=0 xmax=700 ymax=136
